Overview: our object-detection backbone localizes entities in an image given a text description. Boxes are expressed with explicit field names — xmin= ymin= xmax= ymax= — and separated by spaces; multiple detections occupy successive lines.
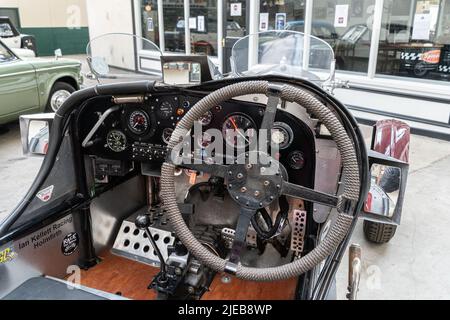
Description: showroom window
xmin=189 ymin=0 xmax=218 ymax=56
xmin=141 ymin=1 xmax=160 ymax=49
xmin=259 ymin=0 xmax=305 ymax=32
xmin=376 ymin=0 xmax=450 ymax=82
xmin=311 ymin=0 xmax=376 ymax=73
xmin=163 ymin=0 xmax=186 ymax=53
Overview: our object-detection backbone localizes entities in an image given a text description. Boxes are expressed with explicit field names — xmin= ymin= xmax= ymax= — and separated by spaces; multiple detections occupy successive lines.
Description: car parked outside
xmin=0 ymin=16 xmax=37 ymax=56
xmin=0 ymin=40 xmax=83 ymax=126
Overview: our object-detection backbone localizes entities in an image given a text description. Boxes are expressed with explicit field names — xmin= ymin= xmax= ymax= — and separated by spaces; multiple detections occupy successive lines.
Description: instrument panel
xmin=79 ymin=93 xmax=316 ymax=186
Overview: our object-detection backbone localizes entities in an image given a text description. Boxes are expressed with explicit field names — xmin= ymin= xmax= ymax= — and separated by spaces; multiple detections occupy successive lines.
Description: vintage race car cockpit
xmin=0 ymin=32 xmax=409 ymax=301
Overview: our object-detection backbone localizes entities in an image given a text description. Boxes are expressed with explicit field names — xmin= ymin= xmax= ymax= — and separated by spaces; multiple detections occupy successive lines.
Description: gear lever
xmin=135 ymin=214 xmax=168 ymax=283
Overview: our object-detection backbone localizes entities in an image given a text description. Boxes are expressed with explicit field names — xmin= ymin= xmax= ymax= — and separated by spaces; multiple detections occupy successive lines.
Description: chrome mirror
xmin=365 ymin=165 xmax=401 ymax=218
xmin=359 ymin=151 xmax=409 ymax=225
xmin=19 ymin=114 xmax=54 ymax=156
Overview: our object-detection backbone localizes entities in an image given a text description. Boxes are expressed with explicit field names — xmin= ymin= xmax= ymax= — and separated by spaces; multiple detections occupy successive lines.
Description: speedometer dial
xmin=128 ymin=110 xmax=149 ymax=135
xmin=107 ymin=130 xmax=127 ymax=152
xmin=222 ymin=113 xmax=256 ymax=148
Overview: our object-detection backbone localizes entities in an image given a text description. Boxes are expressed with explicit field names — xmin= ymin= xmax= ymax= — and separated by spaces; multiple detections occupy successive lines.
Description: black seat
xmin=3 ymin=277 xmax=119 ymax=300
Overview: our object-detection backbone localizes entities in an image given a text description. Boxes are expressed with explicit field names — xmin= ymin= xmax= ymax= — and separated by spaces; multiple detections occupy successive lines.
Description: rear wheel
xmin=46 ymin=82 xmax=75 ymax=112
xmin=363 ymin=220 xmax=397 ymax=244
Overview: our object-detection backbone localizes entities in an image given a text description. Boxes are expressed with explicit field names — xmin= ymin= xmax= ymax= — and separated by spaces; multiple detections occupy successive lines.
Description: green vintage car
xmin=0 ymin=39 xmax=83 ymax=125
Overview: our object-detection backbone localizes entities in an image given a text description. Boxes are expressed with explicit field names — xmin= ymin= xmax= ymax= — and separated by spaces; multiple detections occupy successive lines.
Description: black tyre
xmin=46 ymin=82 xmax=76 ymax=112
xmin=363 ymin=220 xmax=397 ymax=244
xmin=379 ymin=167 xmax=400 ymax=193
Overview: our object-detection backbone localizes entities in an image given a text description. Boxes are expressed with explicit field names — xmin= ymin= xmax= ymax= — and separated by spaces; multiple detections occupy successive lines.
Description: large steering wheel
xmin=161 ymin=81 xmax=360 ymax=281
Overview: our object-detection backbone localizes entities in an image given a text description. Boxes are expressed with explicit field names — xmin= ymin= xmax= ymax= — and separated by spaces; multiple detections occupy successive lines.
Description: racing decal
xmin=61 ymin=232 xmax=79 ymax=256
xmin=438 ymin=65 xmax=450 ymax=73
xmin=0 ymin=247 xmax=16 ymax=264
xmin=17 ymin=215 xmax=73 ymax=251
xmin=400 ymin=50 xmax=441 ymax=63
xmin=400 ymin=52 xmax=421 ymax=60
xmin=421 ymin=50 xmax=441 ymax=64
xmin=36 ymin=185 xmax=54 ymax=202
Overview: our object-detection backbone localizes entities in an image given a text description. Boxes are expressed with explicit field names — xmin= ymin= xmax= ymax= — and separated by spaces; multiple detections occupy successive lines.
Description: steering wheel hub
xmin=226 ymin=164 xmax=283 ymax=210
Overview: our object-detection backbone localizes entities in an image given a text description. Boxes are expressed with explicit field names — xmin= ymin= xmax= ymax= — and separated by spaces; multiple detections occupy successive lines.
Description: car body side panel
xmin=0 ymin=60 xmax=40 ymax=124
xmin=29 ymin=59 xmax=82 ymax=112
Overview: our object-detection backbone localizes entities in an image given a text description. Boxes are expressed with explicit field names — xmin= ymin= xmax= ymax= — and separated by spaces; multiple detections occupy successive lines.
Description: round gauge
xmin=106 ymin=130 xmax=127 ymax=152
xmin=199 ymin=111 xmax=213 ymax=126
xmin=128 ymin=110 xmax=149 ymax=135
xmin=222 ymin=113 xmax=257 ymax=148
xmin=197 ymin=132 xmax=214 ymax=149
xmin=158 ymin=101 xmax=174 ymax=119
xmin=162 ymin=128 xmax=174 ymax=144
xmin=272 ymin=122 xmax=293 ymax=150
xmin=288 ymin=151 xmax=305 ymax=170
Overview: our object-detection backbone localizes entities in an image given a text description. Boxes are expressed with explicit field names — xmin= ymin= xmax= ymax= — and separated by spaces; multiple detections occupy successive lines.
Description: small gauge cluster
xmin=96 ymin=95 xmax=313 ymax=187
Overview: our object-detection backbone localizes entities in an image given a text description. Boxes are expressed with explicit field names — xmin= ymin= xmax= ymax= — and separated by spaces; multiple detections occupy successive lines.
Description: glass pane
xmin=226 ymin=0 xmax=247 ymax=37
xmin=260 ymin=0 xmax=305 ymax=32
xmin=312 ymin=0 xmax=376 ymax=73
xmin=164 ymin=0 xmax=186 ymax=52
xmin=376 ymin=0 xmax=450 ymax=82
xmin=190 ymin=0 xmax=218 ymax=56
xmin=0 ymin=22 xmax=14 ymax=37
xmin=141 ymin=1 xmax=160 ymax=49
xmin=0 ymin=42 xmax=15 ymax=63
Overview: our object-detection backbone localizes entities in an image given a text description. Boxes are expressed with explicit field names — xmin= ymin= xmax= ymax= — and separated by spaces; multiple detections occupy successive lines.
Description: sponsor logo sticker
xmin=0 ymin=247 xmax=16 ymax=264
xmin=421 ymin=50 xmax=441 ymax=64
xmin=61 ymin=232 xmax=79 ymax=256
xmin=36 ymin=185 xmax=54 ymax=202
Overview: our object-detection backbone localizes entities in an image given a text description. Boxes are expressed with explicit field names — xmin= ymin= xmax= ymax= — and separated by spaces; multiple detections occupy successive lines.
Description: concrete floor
xmin=1 ymin=54 xmax=450 ymax=299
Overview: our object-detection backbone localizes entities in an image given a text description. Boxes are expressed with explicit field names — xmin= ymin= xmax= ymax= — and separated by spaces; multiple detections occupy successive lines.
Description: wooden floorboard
xmin=79 ymin=252 xmax=297 ymax=300
xmin=79 ymin=252 xmax=159 ymax=300
xmin=202 ymin=275 xmax=297 ymax=300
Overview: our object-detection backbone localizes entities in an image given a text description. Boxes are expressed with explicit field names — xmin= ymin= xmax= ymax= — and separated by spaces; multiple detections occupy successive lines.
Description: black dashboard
xmin=78 ymin=92 xmax=316 ymax=187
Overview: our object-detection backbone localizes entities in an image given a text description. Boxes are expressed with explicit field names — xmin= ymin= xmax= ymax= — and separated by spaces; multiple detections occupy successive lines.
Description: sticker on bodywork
xmin=61 ymin=232 xmax=79 ymax=256
xmin=0 ymin=247 xmax=16 ymax=264
xmin=36 ymin=185 xmax=54 ymax=202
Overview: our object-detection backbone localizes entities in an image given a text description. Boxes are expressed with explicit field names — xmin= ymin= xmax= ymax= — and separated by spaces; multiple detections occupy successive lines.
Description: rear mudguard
xmin=372 ymin=119 xmax=410 ymax=163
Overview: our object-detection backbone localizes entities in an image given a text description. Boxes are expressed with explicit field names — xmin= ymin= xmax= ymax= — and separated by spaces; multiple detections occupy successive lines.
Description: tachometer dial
xmin=128 ymin=110 xmax=149 ymax=135
xmin=162 ymin=128 xmax=174 ymax=144
xmin=199 ymin=111 xmax=213 ymax=126
xmin=158 ymin=101 xmax=174 ymax=119
xmin=288 ymin=151 xmax=305 ymax=170
xmin=106 ymin=130 xmax=127 ymax=152
xmin=272 ymin=122 xmax=293 ymax=150
xmin=222 ymin=113 xmax=256 ymax=148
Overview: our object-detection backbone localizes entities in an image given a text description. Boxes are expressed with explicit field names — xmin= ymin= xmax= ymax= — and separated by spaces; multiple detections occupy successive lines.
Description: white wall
xmin=86 ymin=0 xmax=134 ymax=39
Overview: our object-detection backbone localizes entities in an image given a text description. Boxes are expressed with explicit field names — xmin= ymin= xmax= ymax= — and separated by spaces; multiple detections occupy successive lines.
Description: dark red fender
xmin=372 ymin=119 xmax=410 ymax=163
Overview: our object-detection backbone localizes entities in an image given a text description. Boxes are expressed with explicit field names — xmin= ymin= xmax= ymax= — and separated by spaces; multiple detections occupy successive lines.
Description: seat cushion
xmin=3 ymin=277 xmax=118 ymax=300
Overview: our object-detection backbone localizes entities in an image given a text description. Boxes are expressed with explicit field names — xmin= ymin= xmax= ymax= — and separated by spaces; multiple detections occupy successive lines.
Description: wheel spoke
xmin=178 ymin=163 xmax=228 ymax=178
xmin=260 ymin=95 xmax=280 ymax=132
xmin=228 ymin=207 xmax=257 ymax=265
xmin=281 ymin=181 xmax=338 ymax=208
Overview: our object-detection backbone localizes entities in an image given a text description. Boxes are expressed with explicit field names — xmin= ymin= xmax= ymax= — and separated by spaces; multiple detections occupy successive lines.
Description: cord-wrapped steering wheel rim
xmin=161 ymin=80 xmax=360 ymax=281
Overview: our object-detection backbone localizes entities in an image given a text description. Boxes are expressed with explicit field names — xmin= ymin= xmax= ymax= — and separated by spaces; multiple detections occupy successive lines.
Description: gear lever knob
xmin=135 ymin=214 xmax=152 ymax=230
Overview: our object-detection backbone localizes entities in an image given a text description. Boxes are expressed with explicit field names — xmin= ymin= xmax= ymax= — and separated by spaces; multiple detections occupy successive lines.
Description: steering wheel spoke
xmin=178 ymin=163 xmax=228 ymax=178
xmin=281 ymin=181 xmax=338 ymax=208
xmin=227 ymin=207 xmax=257 ymax=267
xmin=260 ymin=95 xmax=280 ymax=134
